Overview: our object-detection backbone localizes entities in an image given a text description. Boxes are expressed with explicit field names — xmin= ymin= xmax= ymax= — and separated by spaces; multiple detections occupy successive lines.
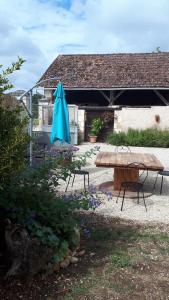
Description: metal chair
xmin=153 ymin=170 xmax=169 ymax=194
xmin=115 ymin=145 xmax=131 ymax=153
xmin=115 ymin=146 xmax=148 ymax=180
xmin=65 ymin=154 xmax=90 ymax=192
xmin=65 ymin=169 xmax=89 ymax=192
xmin=116 ymin=162 xmax=148 ymax=212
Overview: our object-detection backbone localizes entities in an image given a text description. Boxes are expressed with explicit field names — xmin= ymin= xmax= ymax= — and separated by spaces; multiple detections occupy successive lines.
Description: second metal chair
xmin=116 ymin=162 xmax=148 ymax=212
xmin=153 ymin=170 xmax=169 ymax=194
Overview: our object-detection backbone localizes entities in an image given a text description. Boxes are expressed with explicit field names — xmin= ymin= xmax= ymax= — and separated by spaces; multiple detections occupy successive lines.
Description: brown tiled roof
xmin=39 ymin=53 xmax=169 ymax=89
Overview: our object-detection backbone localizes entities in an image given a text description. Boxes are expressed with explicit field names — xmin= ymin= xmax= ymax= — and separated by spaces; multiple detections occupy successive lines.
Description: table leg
xmin=98 ymin=167 xmax=151 ymax=198
xmin=114 ymin=167 xmax=139 ymax=190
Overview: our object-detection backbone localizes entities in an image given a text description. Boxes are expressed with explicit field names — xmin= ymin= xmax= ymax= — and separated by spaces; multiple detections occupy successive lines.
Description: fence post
xmin=29 ymin=90 xmax=33 ymax=166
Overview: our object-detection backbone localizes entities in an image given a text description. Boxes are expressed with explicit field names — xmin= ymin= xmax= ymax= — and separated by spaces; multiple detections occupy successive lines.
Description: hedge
xmin=107 ymin=128 xmax=169 ymax=147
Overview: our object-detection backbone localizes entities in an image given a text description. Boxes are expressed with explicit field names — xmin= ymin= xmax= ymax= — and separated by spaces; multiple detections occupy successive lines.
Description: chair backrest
xmin=126 ymin=162 xmax=148 ymax=183
xmin=115 ymin=145 xmax=131 ymax=153
xmin=72 ymin=154 xmax=82 ymax=170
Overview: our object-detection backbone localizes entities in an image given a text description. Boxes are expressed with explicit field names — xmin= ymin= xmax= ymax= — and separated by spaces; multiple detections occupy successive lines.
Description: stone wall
xmin=114 ymin=106 xmax=169 ymax=132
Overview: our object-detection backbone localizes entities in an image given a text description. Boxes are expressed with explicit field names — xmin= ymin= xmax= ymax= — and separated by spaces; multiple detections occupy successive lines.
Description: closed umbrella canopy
xmin=50 ymin=82 xmax=71 ymax=144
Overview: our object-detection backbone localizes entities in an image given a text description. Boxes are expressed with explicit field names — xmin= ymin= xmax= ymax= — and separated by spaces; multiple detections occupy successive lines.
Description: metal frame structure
xmin=19 ymin=77 xmax=60 ymax=166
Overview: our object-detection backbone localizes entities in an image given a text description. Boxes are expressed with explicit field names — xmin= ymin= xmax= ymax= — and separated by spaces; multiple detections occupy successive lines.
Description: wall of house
xmin=114 ymin=106 xmax=169 ymax=132
xmin=78 ymin=110 xmax=85 ymax=142
xmin=44 ymin=90 xmax=53 ymax=101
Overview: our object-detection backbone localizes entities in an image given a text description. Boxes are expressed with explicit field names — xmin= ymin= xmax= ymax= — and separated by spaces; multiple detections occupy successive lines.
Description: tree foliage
xmin=0 ymin=58 xmax=29 ymax=189
xmin=0 ymin=57 xmax=25 ymax=96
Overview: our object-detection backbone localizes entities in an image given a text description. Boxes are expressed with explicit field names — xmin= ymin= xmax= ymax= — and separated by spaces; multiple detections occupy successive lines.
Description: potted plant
xmin=89 ymin=117 xmax=103 ymax=143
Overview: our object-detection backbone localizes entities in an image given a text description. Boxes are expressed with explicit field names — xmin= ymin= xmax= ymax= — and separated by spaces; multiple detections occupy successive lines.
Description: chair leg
xmin=72 ymin=174 xmax=75 ymax=187
xmin=142 ymin=191 xmax=147 ymax=212
xmin=121 ymin=189 xmax=126 ymax=211
xmin=160 ymin=176 xmax=164 ymax=194
xmin=65 ymin=174 xmax=71 ymax=192
xmin=137 ymin=191 xmax=139 ymax=204
xmin=116 ymin=187 xmax=121 ymax=203
xmin=84 ymin=174 xmax=86 ymax=190
xmin=153 ymin=173 xmax=158 ymax=190
xmin=142 ymin=170 xmax=148 ymax=184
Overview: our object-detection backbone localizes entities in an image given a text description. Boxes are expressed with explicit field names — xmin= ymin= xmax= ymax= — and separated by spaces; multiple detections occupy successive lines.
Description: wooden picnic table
xmin=95 ymin=152 xmax=164 ymax=192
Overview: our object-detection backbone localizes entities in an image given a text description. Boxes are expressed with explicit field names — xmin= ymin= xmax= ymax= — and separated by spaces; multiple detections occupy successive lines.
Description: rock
xmin=77 ymin=250 xmax=85 ymax=256
xmin=70 ymin=257 xmax=78 ymax=264
xmin=72 ymin=250 xmax=77 ymax=257
xmin=60 ymin=257 xmax=71 ymax=268
xmin=68 ymin=249 xmax=72 ymax=256
xmin=4 ymin=219 xmax=56 ymax=277
xmin=53 ymin=263 xmax=60 ymax=272
xmin=89 ymin=252 xmax=96 ymax=257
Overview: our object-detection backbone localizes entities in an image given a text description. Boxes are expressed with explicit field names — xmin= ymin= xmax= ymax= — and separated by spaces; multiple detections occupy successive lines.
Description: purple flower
xmin=26 ymin=217 xmax=34 ymax=226
xmin=31 ymin=211 xmax=36 ymax=219
xmin=88 ymin=185 xmax=98 ymax=193
xmin=83 ymin=228 xmax=91 ymax=238
xmin=80 ymin=217 xmax=87 ymax=226
xmin=63 ymin=194 xmax=73 ymax=202
xmin=89 ymin=196 xmax=101 ymax=209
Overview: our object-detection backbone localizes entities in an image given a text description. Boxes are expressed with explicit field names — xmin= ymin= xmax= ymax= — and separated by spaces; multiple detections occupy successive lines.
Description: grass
xmin=107 ymin=128 xmax=169 ymax=147
xmin=65 ymin=216 xmax=169 ymax=300
xmin=110 ymin=249 xmax=133 ymax=268
xmin=91 ymin=226 xmax=138 ymax=242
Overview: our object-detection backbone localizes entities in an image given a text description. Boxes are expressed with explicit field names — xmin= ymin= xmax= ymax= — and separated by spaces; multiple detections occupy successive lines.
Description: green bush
xmin=0 ymin=147 xmax=101 ymax=267
xmin=107 ymin=128 xmax=169 ymax=148
xmin=0 ymin=58 xmax=29 ymax=189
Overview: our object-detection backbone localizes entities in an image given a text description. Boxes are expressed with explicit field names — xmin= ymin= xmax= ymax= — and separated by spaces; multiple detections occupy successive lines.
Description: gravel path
xmin=60 ymin=143 xmax=169 ymax=224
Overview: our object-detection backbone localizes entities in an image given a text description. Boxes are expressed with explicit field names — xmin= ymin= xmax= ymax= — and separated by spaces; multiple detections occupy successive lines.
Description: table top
xmin=95 ymin=152 xmax=164 ymax=171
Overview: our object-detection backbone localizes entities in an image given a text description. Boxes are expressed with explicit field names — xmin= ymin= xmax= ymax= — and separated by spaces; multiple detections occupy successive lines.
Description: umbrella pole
xmin=29 ymin=90 xmax=33 ymax=166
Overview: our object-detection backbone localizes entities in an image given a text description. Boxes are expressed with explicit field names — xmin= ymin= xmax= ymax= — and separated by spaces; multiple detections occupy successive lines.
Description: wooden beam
xmin=45 ymin=87 xmax=169 ymax=91
xmin=114 ymin=90 xmax=124 ymax=101
xmin=98 ymin=90 xmax=124 ymax=105
xmin=99 ymin=91 xmax=110 ymax=103
xmin=109 ymin=90 xmax=124 ymax=105
xmin=78 ymin=106 xmax=121 ymax=111
xmin=109 ymin=91 xmax=115 ymax=105
xmin=153 ymin=90 xmax=169 ymax=105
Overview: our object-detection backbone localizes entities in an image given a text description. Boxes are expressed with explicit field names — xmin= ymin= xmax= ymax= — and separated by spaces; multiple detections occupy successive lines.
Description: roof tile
xmin=39 ymin=53 xmax=169 ymax=89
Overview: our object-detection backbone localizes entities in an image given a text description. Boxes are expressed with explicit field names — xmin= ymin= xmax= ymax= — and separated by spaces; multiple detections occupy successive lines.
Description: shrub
xmin=0 ymin=146 xmax=102 ymax=276
xmin=0 ymin=58 xmax=29 ymax=189
xmin=107 ymin=128 xmax=169 ymax=148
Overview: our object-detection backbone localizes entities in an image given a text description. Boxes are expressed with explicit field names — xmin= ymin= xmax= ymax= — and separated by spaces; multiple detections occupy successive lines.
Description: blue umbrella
xmin=50 ymin=82 xmax=71 ymax=144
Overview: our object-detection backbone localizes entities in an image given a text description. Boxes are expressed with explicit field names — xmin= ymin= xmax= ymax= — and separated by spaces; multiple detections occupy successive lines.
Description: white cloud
xmin=1 ymin=0 xmax=169 ymax=90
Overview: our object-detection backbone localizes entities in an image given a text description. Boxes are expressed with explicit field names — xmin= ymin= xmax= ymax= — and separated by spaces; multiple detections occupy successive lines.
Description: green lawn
xmin=64 ymin=214 xmax=169 ymax=300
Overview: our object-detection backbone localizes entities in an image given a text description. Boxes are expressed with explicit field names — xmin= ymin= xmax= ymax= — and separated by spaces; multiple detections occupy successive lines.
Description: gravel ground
xmin=59 ymin=143 xmax=169 ymax=224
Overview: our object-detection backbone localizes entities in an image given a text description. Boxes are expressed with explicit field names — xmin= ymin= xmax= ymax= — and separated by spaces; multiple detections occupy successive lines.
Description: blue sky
xmin=39 ymin=0 xmax=73 ymax=10
xmin=1 ymin=0 xmax=169 ymax=90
